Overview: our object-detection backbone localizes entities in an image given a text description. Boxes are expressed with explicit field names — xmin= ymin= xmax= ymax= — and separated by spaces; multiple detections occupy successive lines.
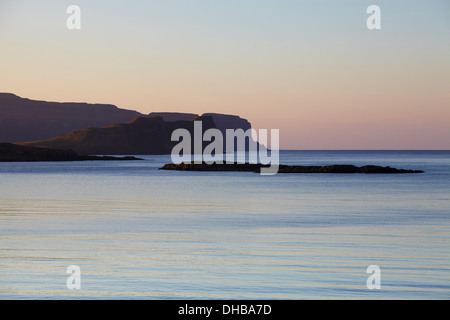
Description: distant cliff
xmin=201 ymin=113 xmax=260 ymax=152
xmin=0 ymin=93 xmax=142 ymax=142
xmin=202 ymin=113 xmax=251 ymax=134
xmin=148 ymin=113 xmax=253 ymax=134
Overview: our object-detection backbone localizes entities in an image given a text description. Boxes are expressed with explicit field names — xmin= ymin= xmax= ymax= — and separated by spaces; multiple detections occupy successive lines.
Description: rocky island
xmin=160 ymin=162 xmax=424 ymax=174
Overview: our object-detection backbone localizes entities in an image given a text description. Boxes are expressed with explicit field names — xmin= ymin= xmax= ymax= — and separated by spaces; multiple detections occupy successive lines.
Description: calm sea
xmin=0 ymin=151 xmax=449 ymax=299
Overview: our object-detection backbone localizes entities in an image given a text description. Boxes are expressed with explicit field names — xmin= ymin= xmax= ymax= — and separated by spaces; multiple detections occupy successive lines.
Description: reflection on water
xmin=0 ymin=151 xmax=449 ymax=299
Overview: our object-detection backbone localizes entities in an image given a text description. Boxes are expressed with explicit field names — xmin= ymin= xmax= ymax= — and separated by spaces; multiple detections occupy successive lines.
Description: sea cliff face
xmin=202 ymin=113 xmax=252 ymax=134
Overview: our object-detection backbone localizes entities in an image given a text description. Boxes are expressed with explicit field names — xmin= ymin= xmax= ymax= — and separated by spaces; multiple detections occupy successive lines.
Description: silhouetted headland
xmin=160 ymin=162 xmax=424 ymax=174
xmin=0 ymin=93 xmax=258 ymax=152
xmin=20 ymin=115 xmax=261 ymax=155
xmin=20 ymin=116 xmax=217 ymax=155
xmin=0 ymin=143 xmax=142 ymax=162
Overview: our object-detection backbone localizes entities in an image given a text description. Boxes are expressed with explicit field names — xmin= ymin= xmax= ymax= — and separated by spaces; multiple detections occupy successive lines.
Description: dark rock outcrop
xmin=0 ymin=143 xmax=142 ymax=162
xmin=277 ymin=164 xmax=423 ymax=174
xmin=160 ymin=162 xmax=424 ymax=174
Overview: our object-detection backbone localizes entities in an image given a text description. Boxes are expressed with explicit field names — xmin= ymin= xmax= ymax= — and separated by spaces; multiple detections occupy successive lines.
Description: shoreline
xmin=0 ymin=143 xmax=143 ymax=162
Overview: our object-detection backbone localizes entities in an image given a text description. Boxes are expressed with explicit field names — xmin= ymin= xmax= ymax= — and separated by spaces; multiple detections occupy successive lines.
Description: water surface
xmin=1 ymin=151 xmax=449 ymax=299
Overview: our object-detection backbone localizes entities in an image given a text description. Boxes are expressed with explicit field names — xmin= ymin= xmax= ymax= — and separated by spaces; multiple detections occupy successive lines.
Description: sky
xmin=1 ymin=0 xmax=449 ymax=149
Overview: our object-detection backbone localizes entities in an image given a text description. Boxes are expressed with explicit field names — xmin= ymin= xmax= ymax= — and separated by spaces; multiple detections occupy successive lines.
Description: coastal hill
xmin=0 ymin=93 xmax=142 ymax=142
xmin=0 ymin=93 xmax=259 ymax=148
xmin=20 ymin=116 xmax=219 ymax=155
